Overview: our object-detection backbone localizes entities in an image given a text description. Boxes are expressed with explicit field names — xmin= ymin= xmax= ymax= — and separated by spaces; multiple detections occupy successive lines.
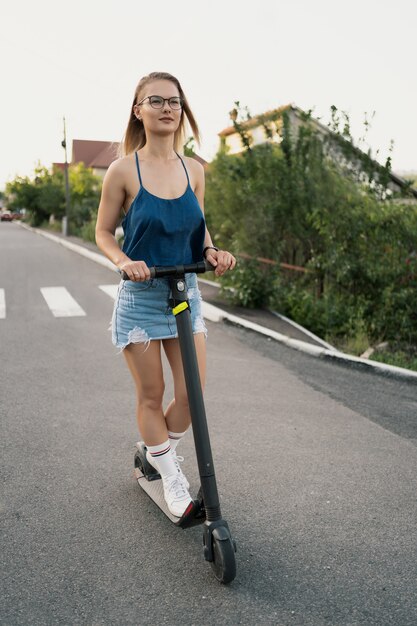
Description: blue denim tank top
xmin=121 ymin=152 xmax=206 ymax=266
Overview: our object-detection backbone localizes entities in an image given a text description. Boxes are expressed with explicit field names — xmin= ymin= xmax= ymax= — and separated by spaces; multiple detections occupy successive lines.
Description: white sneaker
xmin=146 ymin=449 xmax=190 ymax=490
xmin=172 ymin=451 xmax=190 ymax=490
xmin=162 ymin=474 xmax=193 ymax=517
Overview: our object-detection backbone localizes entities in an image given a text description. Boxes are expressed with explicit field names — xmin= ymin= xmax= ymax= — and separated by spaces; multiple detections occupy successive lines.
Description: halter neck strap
xmin=134 ymin=151 xmax=143 ymax=186
xmin=175 ymin=151 xmax=190 ymax=186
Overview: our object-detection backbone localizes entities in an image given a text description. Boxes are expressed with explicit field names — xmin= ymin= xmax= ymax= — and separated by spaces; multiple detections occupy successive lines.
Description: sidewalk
xmin=21 ymin=223 xmax=417 ymax=381
xmin=197 ymin=279 xmax=329 ymax=348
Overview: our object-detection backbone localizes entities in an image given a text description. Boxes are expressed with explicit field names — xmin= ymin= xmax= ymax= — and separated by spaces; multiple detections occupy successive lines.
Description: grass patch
xmin=331 ymin=330 xmax=370 ymax=357
xmin=328 ymin=332 xmax=417 ymax=372
xmin=370 ymin=344 xmax=417 ymax=372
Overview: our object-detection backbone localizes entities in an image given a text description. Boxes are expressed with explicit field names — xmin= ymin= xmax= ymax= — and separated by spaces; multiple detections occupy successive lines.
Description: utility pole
xmin=61 ymin=117 xmax=71 ymax=236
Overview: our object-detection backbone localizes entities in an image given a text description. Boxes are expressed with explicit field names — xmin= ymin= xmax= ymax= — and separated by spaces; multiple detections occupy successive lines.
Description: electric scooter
xmin=121 ymin=260 xmax=237 ymax=584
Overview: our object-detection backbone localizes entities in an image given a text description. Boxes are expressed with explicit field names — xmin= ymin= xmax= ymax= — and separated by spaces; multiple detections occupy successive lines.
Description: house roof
xmin=218 ymin=104 xmax=417 ymax=198
xmin=70 ymin=139 xmax=208 ymax=169
xmin=71 ymin=140 xmax=119 ymax=168
xmin=52 ymin=162 xmax=66 ymax=171
xmin=218 ymin=104 xmax=294 ymax=137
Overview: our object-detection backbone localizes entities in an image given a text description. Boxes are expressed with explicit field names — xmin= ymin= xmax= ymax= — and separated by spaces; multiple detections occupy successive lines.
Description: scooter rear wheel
xmin=134 ymin=445 xmax=159 ymax=481
xmin=211 ymin=537 xmax=236 ymax=584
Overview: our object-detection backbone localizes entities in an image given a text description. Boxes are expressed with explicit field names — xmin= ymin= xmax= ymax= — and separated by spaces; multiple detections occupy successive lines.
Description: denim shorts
xmin=111 ymin=272 xmax=207 ymax=350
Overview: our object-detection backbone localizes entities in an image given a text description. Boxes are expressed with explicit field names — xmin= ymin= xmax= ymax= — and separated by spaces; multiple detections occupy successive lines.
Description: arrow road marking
xmin=40 ymin=287 xmax=86 ymax=317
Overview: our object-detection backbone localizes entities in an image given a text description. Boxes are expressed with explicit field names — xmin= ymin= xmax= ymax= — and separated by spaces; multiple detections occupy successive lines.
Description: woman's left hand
xmin=205 ymin=249 xmax=236 ymax=277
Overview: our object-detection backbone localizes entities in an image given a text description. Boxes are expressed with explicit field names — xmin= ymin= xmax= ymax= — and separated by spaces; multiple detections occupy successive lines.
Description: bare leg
xmin=124 ymin=339 xmax=195 ymax=516
xmin=162 ymin=333 xmax=207 ymax=433
xmin=122 ymin=340 xmax=168 ymax=446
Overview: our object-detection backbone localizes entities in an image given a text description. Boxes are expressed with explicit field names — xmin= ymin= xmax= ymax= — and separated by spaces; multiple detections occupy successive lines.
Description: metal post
xmin=61 ymin=117 xmax=71 ymax=236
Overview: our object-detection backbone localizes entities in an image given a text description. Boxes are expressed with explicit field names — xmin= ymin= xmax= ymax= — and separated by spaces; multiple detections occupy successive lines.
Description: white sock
xmin=146 ymin=440 xmax=177 ymax=480
xmin=168 ymin=429 xmax=189 ymax=452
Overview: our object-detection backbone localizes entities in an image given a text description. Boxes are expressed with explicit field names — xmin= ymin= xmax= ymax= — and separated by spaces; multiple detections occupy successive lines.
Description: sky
xmin=0 ymin=0 xmax=416 ymax=191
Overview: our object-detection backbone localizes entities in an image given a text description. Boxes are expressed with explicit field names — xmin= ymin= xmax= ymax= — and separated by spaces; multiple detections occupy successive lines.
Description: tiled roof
xmin=72 ymin=140 xmax=119 ymax=168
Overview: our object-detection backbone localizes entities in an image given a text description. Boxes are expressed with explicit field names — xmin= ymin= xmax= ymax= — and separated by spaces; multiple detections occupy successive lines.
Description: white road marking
xmin=0 ymin=289 xmax=5 ymax=319
xmin=40 ymin=287 xmax=86 ymax=317
xmin=99 ymin=284 xmax=119 ymax=300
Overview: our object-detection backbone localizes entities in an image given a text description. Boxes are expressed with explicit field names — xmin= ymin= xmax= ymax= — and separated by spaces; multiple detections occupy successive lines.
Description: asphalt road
xmin=1 ymin=222 xmax=417 ymax=626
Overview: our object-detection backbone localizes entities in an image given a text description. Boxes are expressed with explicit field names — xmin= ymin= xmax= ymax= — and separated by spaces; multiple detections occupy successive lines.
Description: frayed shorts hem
xmin=114 ymin=328 xmax=207 ymax=352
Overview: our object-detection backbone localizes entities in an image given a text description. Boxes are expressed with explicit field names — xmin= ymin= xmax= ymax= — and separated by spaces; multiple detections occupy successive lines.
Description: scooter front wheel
xmin=211 ymin=537 xmax=236 ymax=584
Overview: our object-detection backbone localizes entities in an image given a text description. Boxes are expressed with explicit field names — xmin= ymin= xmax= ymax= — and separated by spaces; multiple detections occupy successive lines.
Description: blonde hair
xmin=119 ymin=72 xmax=201 ymax=157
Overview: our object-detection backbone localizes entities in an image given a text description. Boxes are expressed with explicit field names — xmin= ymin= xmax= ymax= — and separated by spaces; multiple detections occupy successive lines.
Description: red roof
xmin=52 ymin=162 xmax=66 ymax=171
xmin=71 ymin=140 xmax=119 ymax=168
xmin=70 ymin=139 xmax=207 ymax=170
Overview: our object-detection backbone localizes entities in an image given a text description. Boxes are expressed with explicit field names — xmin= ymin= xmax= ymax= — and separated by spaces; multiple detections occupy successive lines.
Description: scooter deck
xmin=134 ymin=447 xmax=206 ymax=528
xmin=134 ymin=466 xmax=184 ymax=523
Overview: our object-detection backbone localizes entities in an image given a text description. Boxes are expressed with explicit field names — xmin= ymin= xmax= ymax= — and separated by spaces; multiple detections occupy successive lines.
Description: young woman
xmin=95 ymin=72 xmax=236 ymax=517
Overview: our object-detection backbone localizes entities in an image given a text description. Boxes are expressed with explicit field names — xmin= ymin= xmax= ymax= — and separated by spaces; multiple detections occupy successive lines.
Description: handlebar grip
xmin=120 ymin=268 xmax=156 ymax=280
xmin=120 ymin=260 xmax=215 ymax=281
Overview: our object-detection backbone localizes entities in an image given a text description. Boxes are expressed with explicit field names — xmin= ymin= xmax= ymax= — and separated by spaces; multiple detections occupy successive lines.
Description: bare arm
xmin=95 ymin=161 xmax=150 ymax=281
xmin=192 ymin=158 xmax=214 ymax=249
xmin=95 ymin=161 xmax=128 ymax=266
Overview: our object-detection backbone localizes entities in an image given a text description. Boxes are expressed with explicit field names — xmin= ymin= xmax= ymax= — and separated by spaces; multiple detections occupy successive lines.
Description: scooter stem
xmin=169 ymin=276 xmax=221 ymax=522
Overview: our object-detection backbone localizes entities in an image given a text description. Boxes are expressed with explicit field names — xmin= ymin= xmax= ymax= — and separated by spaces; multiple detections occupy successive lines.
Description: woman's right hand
xmin=119 ymin=259 xmax=151 ymax=282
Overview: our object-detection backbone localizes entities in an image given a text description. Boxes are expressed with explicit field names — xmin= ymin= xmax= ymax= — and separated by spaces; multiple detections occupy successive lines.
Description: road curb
xmin=202 ymin=299 xmax=417 ymax=381
xmin=22 ymin=223 xmax=417 ymax=382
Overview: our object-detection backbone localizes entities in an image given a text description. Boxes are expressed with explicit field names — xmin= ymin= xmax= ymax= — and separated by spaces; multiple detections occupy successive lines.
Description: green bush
xmin=220 ymin=258 xmax=276 ymax=308
xmin=269 ymin=273 xmax=368 ymax=341
xmin=205 ymin=103 xmax=417 ymax=353
xmin=370 ymin=343 xmax=417 ymax=372
xmin=79 ymin=212 xmax=97 ymax=242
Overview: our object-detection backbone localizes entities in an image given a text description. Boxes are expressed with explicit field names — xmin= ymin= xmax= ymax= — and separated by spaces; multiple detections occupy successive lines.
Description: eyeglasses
xmin=136 ymin=95 xmax=183 ymax=110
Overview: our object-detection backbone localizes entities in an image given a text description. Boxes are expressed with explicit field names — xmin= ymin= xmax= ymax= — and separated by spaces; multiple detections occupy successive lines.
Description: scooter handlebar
xmin=120 ymin=259 xmax=215 ymax=281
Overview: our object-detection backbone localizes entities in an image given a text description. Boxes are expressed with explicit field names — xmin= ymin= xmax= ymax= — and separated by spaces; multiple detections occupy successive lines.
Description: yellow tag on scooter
xmin=172 ymin=301 xmax=189 ymax=316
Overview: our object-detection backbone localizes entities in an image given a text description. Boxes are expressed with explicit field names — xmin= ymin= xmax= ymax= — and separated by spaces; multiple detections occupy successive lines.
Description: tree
xmin=5 ymin=164 xmax=65 ymax=226
xmin=5 ymin=162 xmax=102 ymax=232
xmin=67 ymin=163 xmax=101 ymax=232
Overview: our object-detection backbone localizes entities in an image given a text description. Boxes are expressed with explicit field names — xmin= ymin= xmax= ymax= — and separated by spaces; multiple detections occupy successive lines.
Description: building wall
xmin=92 ymin=167 xmax=107 ymax=179
xmin=222 ymin=110 xmax=296 ymax=154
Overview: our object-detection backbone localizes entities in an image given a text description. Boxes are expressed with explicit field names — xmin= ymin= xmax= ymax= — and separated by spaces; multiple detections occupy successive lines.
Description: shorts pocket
xmin=122 ymin=279 xmax=154 ymax=292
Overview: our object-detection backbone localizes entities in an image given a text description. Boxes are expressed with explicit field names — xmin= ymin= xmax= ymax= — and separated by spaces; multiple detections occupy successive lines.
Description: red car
xmin=1 ymin=211 xmax=13 ymax=222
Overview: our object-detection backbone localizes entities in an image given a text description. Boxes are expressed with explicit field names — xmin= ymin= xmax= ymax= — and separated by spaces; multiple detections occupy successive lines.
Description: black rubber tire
xmin=134 ymin=450 xmax=144 ymax=473
xmin=134 ymin=448 xmax=159 ymax=479
xmin=210 ymin=537 xmax=236 ymax=584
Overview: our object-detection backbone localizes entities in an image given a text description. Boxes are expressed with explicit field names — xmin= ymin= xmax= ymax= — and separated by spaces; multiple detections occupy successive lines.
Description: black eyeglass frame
xmin=135 ymin=95 xmax=183 ymax=110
